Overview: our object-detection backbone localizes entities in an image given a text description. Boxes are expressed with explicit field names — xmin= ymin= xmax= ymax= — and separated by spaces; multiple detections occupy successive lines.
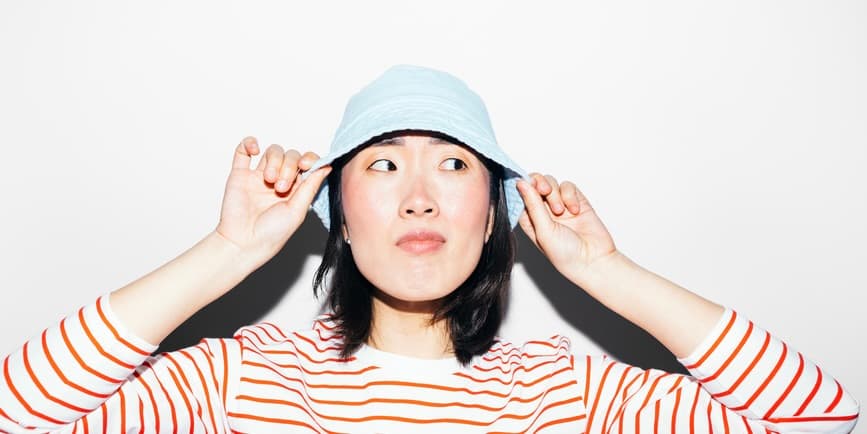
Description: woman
xmin=0 ymin=65 xmax=859 ymax=433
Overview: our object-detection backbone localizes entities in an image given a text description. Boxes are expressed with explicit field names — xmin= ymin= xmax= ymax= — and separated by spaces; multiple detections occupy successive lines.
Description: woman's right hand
xmin=214 ymin=136 xmax=332 ymax=271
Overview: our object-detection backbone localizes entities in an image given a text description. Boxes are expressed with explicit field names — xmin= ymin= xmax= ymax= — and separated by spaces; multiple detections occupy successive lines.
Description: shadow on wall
xmin=159 ymin=211 xmax=688 ymax=375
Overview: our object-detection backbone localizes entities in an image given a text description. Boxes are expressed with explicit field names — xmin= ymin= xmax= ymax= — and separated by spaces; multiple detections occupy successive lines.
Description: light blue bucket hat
xmin=302 ymin=64 xmax=531 ymax=231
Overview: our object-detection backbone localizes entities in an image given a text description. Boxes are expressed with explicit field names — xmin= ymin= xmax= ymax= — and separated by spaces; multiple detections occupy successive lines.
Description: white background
xmin=1 ymin=0 xmax=864 ymax=418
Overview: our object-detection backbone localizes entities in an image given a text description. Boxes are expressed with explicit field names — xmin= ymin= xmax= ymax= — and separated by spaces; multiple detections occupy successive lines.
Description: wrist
xmin=205 ymin=230 xmax=259 ymax=278
xmin=567 ymin=249 xmax=636 ymax=291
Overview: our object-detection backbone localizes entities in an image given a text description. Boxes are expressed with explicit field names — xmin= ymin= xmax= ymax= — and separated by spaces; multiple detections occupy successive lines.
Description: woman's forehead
xmin=341 ymin=130 xmax=491 ymax=168
xmin=360 ymin=134 xmax=479 ymax=158
xmin=368 ymin=133 xmax=461 ymax=148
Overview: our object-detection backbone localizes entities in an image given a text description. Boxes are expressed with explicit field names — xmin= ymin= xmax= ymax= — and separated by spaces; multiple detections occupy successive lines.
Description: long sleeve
xmin=0 ymin=295 xmax=242 ymax=433
xmin=576 ymin=307 xmax=860 ymax=433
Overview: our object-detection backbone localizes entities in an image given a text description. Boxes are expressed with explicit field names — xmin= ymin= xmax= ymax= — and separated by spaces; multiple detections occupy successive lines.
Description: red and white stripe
xmin=0 ymin=296 xmax=859 ymax=433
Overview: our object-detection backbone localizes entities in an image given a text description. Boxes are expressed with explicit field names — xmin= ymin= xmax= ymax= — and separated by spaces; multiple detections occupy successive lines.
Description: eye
xmin=441 ymin=158 xmax=468 ymax=171
xmin=369 ymin=159 xmax=397 ymax=171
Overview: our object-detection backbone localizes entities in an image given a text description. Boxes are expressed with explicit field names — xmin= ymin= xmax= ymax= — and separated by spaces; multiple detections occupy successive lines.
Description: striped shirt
xmin=0 ymin=295 xmax=859 ymax=433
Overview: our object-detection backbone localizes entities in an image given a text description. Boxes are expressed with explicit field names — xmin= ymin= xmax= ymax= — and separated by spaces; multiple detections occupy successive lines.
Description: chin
xmin=373 ymin=280 xmax=455 ymax=308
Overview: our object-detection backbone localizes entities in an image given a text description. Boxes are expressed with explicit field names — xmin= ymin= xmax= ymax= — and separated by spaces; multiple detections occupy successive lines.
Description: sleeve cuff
xmin=94 ymin=294 xmax=159 ymax=358
xmin=676 ymin=306 xmax=736 ymax=368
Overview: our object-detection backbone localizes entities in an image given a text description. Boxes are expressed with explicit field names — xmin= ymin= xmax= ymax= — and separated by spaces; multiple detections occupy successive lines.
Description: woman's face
xmin=340 ymin=133 xmax=494 ymax=308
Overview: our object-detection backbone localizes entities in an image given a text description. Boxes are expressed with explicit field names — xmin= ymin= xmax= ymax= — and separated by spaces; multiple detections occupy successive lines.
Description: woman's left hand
xmin=516 ymin=173 xmax=618 ymax=282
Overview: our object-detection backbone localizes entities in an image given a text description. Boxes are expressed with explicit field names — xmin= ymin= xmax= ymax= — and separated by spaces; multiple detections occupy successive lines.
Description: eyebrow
xmin=370 ymin=136 xmax=455 ymax=147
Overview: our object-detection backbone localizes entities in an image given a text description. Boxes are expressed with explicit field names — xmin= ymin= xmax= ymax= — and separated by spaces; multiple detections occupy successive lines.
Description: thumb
xmin=287 ymin=165 xmax=332 ymax=212
xmin=516 ymin=178 xmax=555 ymax=235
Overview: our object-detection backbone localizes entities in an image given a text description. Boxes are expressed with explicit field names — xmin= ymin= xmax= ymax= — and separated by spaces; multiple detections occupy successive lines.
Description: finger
xmin=287 ymin=151 xmax=321 ymax=197
xmin=287 ymin=172 xmax=302 ymax=197
xmin=572 ymin=184 xmax=591 ymax=208
xmin=254 ymin=146 xmax=268 ymax=172
xmin=232 ymin=136 xmax=259 ymax=170
xmin=567 ymin=181 xmax=594 ymax=215
xmin=276 ymin=149 xmax=302 ymax=193
xmin=286 ymin=165 xmax=332 ymax=214
xmin=543 ymin=174 xmax=565 ymax=215
xmin=517 ymin=210 xmax=537 ymax=245
xmin=259 ymin=144 xmax=285 ymax=183
xmin=298 ymin=151 xmax=321 ymax=171
xmin=529 ymin=173 xmax=550 ymax=194
xmin=560 ymin=181 xmax=582 ymax=214
xmin=516 ymin=178 xmax=555 ymax=234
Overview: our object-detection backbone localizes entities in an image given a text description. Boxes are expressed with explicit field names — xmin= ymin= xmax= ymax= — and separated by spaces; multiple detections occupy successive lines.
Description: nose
xmin=400 ymin=174 xmax=439 ymax=219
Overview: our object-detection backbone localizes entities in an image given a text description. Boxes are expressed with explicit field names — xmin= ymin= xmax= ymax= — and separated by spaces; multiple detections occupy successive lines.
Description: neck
xmin=367 ymin=290 xmax=454 ymax=359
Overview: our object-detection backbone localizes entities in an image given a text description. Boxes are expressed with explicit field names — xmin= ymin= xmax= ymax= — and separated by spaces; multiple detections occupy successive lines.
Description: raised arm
xmin=515 ymin=174 xmax=859 ymax=432
xmin=0 ymin=137 xmax=331 ymax=432
xmin=0 ymin=294 xmax=243 ymax=433
xmin=574 ymin=250 xmax=857 ymax=433
xmin=573 ymin=265 xmax=859 ymax=432
xmin=113 ymin=138 xmax=330 ymax=344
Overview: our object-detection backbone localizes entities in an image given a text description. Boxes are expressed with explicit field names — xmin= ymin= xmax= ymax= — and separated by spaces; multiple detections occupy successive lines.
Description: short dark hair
xmin=311 ymin=130 xmax=517 ymax=366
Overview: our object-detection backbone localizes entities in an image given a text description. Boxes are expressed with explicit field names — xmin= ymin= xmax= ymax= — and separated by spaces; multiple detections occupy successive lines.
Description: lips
xmin=396 ymin=230 xmax=446 ymax=254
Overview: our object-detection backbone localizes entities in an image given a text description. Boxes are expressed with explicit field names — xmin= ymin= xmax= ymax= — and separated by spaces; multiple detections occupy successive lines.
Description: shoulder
xmin=473 ymin=334 xmax=574 ymax=371
xmin=452 ymin=334 xmax=580 ymax=392
xmin=231 ymin=314 xmax=348 ymax=362
xmin=494 ymin=334 xmax=573 ymax=357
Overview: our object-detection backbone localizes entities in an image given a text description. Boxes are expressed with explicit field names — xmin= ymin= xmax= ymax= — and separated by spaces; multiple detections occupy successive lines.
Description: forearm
xmin=567 ymin=250 xmax=725 ymax=359
xmin=572 ymin=251 xmax=860 ymax=431
xmin=2 ymin=282 xmax=240 ymax=432
xmin=109 ymin=230 xmax=253 ymax=346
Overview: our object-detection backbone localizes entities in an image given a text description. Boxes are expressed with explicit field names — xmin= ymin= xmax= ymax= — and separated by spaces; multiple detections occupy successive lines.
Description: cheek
xmin=341 ymin=181 xmax=395 ymax=232
xmin=439 ymin=180 xmax=490 ymax=229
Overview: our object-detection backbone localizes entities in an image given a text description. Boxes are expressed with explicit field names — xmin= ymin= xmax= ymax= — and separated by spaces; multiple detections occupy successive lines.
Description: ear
xmin=342 ymin=224 xmax=349 ymax=242
xmin=484 ymin=205 xmax=494 ymax=243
